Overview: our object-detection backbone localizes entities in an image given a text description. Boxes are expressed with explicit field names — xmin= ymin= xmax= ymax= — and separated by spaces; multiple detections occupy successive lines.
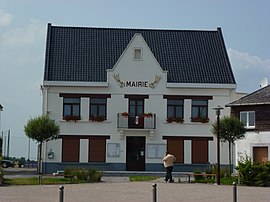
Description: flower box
xmin=89 ymin=115 xmax=106 ymax=122
xmin=121 ymin=112 xmax=130 ymax=117
xmin=166 ymin=117 xmax=184 ymax=123
xmin=63 ymin=115 xmax=81 ymax=122
xmin=142 ymin=113 xmax=153 ymax=118
xmin=190 ymin=117 xmax=209 ymax=123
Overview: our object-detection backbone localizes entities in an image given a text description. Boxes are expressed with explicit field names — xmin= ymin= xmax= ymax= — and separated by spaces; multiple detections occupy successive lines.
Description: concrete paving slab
xmin=0 ymin=179 xmax=269 ymax=202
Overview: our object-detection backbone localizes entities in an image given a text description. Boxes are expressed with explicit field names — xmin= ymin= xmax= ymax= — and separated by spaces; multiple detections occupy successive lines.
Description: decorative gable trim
xmin=113 ymin=73 xmax=162 ymax=88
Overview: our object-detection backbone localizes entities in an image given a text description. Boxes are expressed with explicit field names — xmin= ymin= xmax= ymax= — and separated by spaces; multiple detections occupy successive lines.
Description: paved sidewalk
xmin=0 ymin=177 xmax=269 ymax=202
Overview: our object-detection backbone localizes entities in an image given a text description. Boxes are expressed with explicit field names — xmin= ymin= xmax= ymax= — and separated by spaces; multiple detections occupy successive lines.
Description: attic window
xmin=134 ymin=48 xmax=142 ymax=60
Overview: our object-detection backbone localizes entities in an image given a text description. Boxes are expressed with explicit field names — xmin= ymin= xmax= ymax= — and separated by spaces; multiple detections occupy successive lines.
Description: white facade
xmin=235 ymin=131 xmax=270 ymax=165
xmin=42 ymin=33 xmax=236 ymax=173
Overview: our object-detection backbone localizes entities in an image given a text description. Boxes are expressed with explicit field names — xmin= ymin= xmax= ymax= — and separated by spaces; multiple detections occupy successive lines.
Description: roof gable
xmin=227 ymin=85 xmax=270 ymax=106
xmin=44 ymin=24 xmax=236 ymax=85
xmin=109 ymin=33 xmax=165 ymax=74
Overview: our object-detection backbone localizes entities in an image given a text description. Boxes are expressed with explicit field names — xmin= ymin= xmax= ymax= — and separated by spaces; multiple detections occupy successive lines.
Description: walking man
xmin=163 ymin=151 xmax=176 ymax=183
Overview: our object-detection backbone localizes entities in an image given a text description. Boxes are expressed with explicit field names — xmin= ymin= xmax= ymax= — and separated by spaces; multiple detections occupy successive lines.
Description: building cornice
xmin=43 ymin=81 xmax=109 ymax=87
xmin=166 ymin=83 xmax=237 ymax=89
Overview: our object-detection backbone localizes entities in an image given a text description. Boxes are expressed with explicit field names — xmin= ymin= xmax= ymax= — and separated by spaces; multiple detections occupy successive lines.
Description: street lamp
xmin=213 ymin=105 xmax=223 ymax=185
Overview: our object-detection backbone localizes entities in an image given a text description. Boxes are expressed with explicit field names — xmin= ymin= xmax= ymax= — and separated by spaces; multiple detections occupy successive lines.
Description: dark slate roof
xmin=226 ymin=85 xmax=270 ymax=106
xmin=44 ymin=24 xmax=236 ymax=84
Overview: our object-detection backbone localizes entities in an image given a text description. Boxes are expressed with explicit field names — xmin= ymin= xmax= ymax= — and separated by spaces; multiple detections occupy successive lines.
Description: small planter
xmin=63 ymin=115 xmax=81 ymax=122
xmin=142 ymin=113 xmax=153 ymax=118
xmin=121 ymin=112 xmax=130 ymax=117
xmin=191 ymin=117 xmax=209 ymax=123
xmin=89 ymin=115 xmax=106 ymax=122
xmin=166 ymin=117 xmax=184 ymax=123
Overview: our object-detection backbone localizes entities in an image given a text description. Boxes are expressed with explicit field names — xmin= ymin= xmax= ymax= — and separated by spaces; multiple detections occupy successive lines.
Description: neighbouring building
xmin=226 ymin=85 xmax=270 ymax=165
xmin=41 ymin=24 xmax=237 ymax=174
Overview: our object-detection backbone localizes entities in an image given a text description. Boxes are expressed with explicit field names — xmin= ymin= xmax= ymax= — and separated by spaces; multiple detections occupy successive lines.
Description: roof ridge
xmin=226 ymin=85 xmax=270 ymax=106
xmin=240 ymin=85 xmax=270 ymax=99
xmin=49 ymin=23 xmax=219 ymax=33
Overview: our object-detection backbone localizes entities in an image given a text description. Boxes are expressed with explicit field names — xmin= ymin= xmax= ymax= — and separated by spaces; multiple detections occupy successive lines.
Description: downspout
xmin=41 ymin=85 xmax=49 ymax=174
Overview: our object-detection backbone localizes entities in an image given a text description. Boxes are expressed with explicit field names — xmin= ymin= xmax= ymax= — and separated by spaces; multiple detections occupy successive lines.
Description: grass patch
xmin=221 ymin=177 xmax=238 ymax=185
xmin=4 ymin=177 xmax=40 ymax=185
xmin=194 ymin=176 xmax=238 ymax=185
xmin=129 ymin=176 xmax=159 ymax=182
xmin=3 ymin=177 xmax=92 ymax=186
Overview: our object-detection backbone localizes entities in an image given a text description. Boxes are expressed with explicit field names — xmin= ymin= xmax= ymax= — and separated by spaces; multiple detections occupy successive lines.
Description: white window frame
xmin=240 ymin=111 xmax=255 ymax=129
xmin=134 ymin=48 xmax=142 ymax=60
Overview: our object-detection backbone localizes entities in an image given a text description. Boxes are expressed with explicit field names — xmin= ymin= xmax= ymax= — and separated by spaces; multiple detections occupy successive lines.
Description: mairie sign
xmin=125 ymin=81 xmax=148 ymax=87
xmin=113 ymin=74 xmax=162 ymax=89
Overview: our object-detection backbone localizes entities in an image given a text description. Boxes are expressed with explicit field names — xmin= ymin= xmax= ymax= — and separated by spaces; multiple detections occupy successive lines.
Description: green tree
xmin=24 ymin=115 xmax=60 ymax=183
xmin=211 ymin=116 xmax=245 ymax=176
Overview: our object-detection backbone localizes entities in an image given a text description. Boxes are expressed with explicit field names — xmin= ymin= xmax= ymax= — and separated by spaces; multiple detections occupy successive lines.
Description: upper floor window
xmin=134 ymin=48 xmax=142 ymax=60
xmin=63 ymin=98 xmax=81 ymax=120
xmin=89 ymin=98 xmax=107 ymax=121
xmin=167 ymin=99 xmax=184 ymax=123
xmin=191 ymin=100 xmax=208 ymax=122
xmin=240 ymin=111 xmax=255 ymax=129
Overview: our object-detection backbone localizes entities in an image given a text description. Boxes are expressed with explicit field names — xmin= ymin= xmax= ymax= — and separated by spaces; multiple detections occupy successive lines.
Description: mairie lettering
xmin=125 ymin=81 xmax=148 ymax=87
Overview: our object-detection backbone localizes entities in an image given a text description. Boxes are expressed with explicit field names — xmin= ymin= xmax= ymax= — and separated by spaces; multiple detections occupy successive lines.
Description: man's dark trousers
xmin=165 ymin=166 xmax=173 ymax=182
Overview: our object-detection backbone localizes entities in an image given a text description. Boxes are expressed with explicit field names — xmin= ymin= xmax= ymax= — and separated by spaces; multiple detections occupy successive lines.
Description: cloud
xmin=228 ymin=48 xmax=270 ymax=92
xmin=0 ymin=19 xmax=46 ymax=74
xmin=0 ymin=19 xmax=45 ymax=47
xmin=0 ymin=9 xmax=13 ymax=27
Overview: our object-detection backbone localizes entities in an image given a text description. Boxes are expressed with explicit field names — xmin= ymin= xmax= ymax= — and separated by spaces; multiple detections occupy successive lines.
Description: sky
xmin=0 ymin=0 xmax=269 ymax=160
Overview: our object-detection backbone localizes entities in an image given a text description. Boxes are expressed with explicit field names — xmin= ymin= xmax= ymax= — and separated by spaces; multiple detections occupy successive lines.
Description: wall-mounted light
xmin=48 ymin=149 xmax=54 ymax=159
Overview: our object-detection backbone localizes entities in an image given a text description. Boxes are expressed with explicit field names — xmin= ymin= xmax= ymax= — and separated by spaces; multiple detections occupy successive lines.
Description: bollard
xmin=59 ymin=185 xmax=64 ymax=202
xmin=152 ymin=183 xmax=157 ymax=202
xmin=233 ymin=182 xmax=237 ymax=202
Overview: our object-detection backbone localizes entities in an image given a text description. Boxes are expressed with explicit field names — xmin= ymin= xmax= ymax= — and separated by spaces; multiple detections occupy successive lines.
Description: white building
xmin=41 ymin=24 xmax=237 ymax=173
xmin=226 ymin=85 xmax=270 ymax=165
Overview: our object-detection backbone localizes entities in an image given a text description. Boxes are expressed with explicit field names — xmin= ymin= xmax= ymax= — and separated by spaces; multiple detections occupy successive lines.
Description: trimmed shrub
xmin=0 ymin=155 xmax=4 ymax=186
xmin=76 ymin=169 xmax=89 ymax=181
xmin=64 ymin=167 xmax=77 ymax=178
xmin=237 ymin=157 xmax=270 ymax=187
xmin=88 ymin=169 xmax=102 ymax=182
xmin=64 ymin=167 xmax=102 ymax=182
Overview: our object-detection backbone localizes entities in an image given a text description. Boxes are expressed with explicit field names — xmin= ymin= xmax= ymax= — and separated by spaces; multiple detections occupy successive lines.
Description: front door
xmin=126 ymin=136 xmax=145 ymax=171
xmin=253 ymin=147 xmax=268 ymax=163
xmin=129 ymin=99 xmax=144 ymax=128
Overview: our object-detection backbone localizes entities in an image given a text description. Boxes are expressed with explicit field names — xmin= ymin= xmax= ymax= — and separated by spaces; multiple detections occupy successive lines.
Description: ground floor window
xmin=192 ymin=139 xmax=208 ymax=163
xmin=62 ymin=137 xmax=80 ymax=162
xmin=166 ymin=139 xmax=184 ymax=163
xmin=89 ymin=137 xmax=107 ymax=162
xmin=253 ymin=146 xmax=268 ymax=163
xmin=61 ymin=136 xmax=109 ymax=163
xmin=163 ymin=136 xmax=212 ymax=164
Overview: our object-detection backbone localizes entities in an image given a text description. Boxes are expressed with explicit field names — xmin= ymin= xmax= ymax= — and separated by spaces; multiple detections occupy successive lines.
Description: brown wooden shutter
xmin=62 ymin=137 xmax=79 ymax=162
xmin=192 ymin=139 xmax=208 ymax=164
xmin=167 ymin=139 xmax=184 ymax=163
xmin=89 ymin=137 xmax=106 ymax=162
